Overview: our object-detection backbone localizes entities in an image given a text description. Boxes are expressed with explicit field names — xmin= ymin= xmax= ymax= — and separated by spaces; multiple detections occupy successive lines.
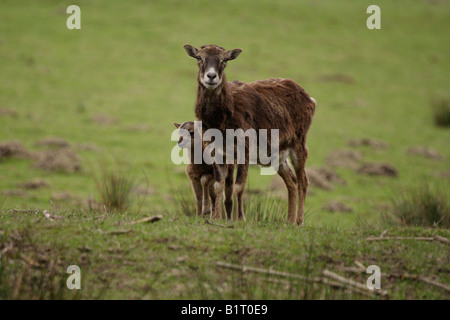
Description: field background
xmin=0 ymin=0 xmax=449 ymax=299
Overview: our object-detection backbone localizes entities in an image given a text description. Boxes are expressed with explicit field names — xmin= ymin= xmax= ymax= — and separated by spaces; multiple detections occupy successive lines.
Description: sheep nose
xmin=207 ymin=72 xmax=217 ymax=80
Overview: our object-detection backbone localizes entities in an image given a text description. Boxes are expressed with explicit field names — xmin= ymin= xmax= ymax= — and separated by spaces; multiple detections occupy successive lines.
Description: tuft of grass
xmin=173 ymin=187 xmax=197 ymax=217
xmin=383 ymin=184 xmax=450 ymax=228
xmin=95 ymin=168 xmax=134 ymax=212
xmin=432 ymin=98 xmax=450 ymax=127
xmin=243 ymin=190 xmax=287 ymax=224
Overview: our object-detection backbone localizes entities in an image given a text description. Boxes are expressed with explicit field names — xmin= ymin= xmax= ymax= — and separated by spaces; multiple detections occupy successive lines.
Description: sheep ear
xmin=183 ymin=45 xmax=199 ymax=59
xmin=173 ymin=122 xmax=181 ymax=128
xmin=226 ymin=48 xmax=242 ymax=61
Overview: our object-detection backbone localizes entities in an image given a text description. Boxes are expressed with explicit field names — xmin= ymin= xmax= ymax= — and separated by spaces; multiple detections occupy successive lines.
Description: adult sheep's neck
xmin=194 ymin=79 xmax=234 ymax=131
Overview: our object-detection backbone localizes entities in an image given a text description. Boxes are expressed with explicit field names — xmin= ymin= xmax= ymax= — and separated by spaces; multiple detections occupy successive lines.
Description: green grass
xmin=94 ymin=167 xmax=135 ymax=212
xmin=383 ymin=184 xmax=450 ymax=228
xmin=0 ymin=208 xmax=448 ymax=299
xmin=0 ymin=0 xmax=449 ymax=299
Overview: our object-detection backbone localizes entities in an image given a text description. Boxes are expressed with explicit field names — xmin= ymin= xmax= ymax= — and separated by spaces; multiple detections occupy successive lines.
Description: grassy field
xmin=0 ymin=0 xmax=449 ymax=299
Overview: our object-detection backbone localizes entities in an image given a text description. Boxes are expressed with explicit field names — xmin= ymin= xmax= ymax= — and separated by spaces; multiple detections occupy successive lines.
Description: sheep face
xmin=183 ymin=44 xmax=242 ymax=91
xmin=173 ymin=121 xmax=195 ymax=149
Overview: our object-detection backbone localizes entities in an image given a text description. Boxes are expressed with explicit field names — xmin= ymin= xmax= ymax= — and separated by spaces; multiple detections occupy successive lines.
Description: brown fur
xmin=173 ymin=122 xmax=234 ymax=218
xmin=184 ymin=44 xmax=315 ymax=224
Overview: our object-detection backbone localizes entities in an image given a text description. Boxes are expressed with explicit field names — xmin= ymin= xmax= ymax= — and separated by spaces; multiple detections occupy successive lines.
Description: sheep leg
xmin=208 ymin=181 xmax=216 ymax=216
xmin=189 ymin=176 xmax=203 ymax=217
xmin=212 ymin=164 xmax=226 ymax=219
xmin=235 ymin=163 xmax=249 ymax=221
xmin=290 ymin=145 xmax=309 ymax=225
xmin=201 ymin=174 xmax=213 ymax=216
xmin=277 ymin=160 xmax=298 ymax=224
xmin=224 ymin=164 xmax=235 ymax=220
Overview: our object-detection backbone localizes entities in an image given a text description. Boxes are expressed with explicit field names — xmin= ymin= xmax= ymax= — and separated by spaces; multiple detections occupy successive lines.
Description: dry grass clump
xmin=383 ymin=184 xmax=450 ymax=228
xmin=95 ymin=169 xmax=134 ymax=212
xmin=432 ymin=98 xmax=450 ymax=127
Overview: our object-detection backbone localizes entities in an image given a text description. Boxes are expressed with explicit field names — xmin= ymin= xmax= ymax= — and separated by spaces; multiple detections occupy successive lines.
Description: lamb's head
xmin=183 ymin=44 xmax=242 ymax=90
xmin=173 ymin=121 xmax=195 ymax=149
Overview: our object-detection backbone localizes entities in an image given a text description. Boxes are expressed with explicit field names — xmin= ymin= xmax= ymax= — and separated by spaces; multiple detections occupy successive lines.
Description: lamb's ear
xmin=226 ymin=48 xmax=242 ymax=61
xmin=183 ymin=45 xmax=199 ymax=59
xmin=173 ymin=122 xmax=181 ymax=129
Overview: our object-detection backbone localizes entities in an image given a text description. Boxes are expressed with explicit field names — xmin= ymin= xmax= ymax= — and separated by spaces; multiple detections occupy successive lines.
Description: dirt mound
xmin=35 ymin=137 xmax=70 ymax=149
xmin=326 ymin=150 xmax=362 ymax=169
xmin=1 ymin=190 xmax=29 ymax=197
xmin=92 ymin=114 xmax=118 ymax=126
xmin=0 ymin=108 xmax=18 ymax=118
xmin=33 ymin=148 xmax=81 ymax=173
xmin=357 ymin=163 xmax=398 ymax=177
xmin=0 ymin=140 xmax=30 ymax=159
xmin=349 ymin=138 xmax=388 ymax=149
xmin=17 ymin=179 xmax=50 ymax=190
xmin=406 ymin=146 xmax=444 ymax=160
xmin=306 ymin=167 xmax=346 ymax=190
xmin=323 ymin=201 xmax=353 ymax=213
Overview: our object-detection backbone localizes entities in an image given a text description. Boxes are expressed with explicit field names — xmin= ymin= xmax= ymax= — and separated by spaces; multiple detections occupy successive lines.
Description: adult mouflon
xmin=184 ymin=44 xmax=315 ymax=225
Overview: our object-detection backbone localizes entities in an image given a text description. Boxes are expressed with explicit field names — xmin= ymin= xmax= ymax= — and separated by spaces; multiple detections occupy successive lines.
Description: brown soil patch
xmin=349 ymin=138 xmax=388 ymax=149
xmin=326 ymin=150 xmax=362 ymax=169
xmin=323 ymin=201 xmax=353 ymax=213
xmin=92 ymin=114 xmax=118 ymax=126
xmin=357 ymin=163 xmax=398 ymax=177
xmin=17 ymin=179 xmax=51 ymax=190
xmin=35 ymin=137 xmax=70 ymax=149
xmin=33 ymin=148 xmax=81 ymax=173
xmin=1 ymin=190 xmax=29 ymax=197
xmin=406 ymin=146 xmax=444 ymax=160
xmin=0 ymin=140 xmax=30 ymax=159
xmin=306 ymin=167 xmax=347 ymax=190
xmin=0 ymin=108 xmax=18 ymax=118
